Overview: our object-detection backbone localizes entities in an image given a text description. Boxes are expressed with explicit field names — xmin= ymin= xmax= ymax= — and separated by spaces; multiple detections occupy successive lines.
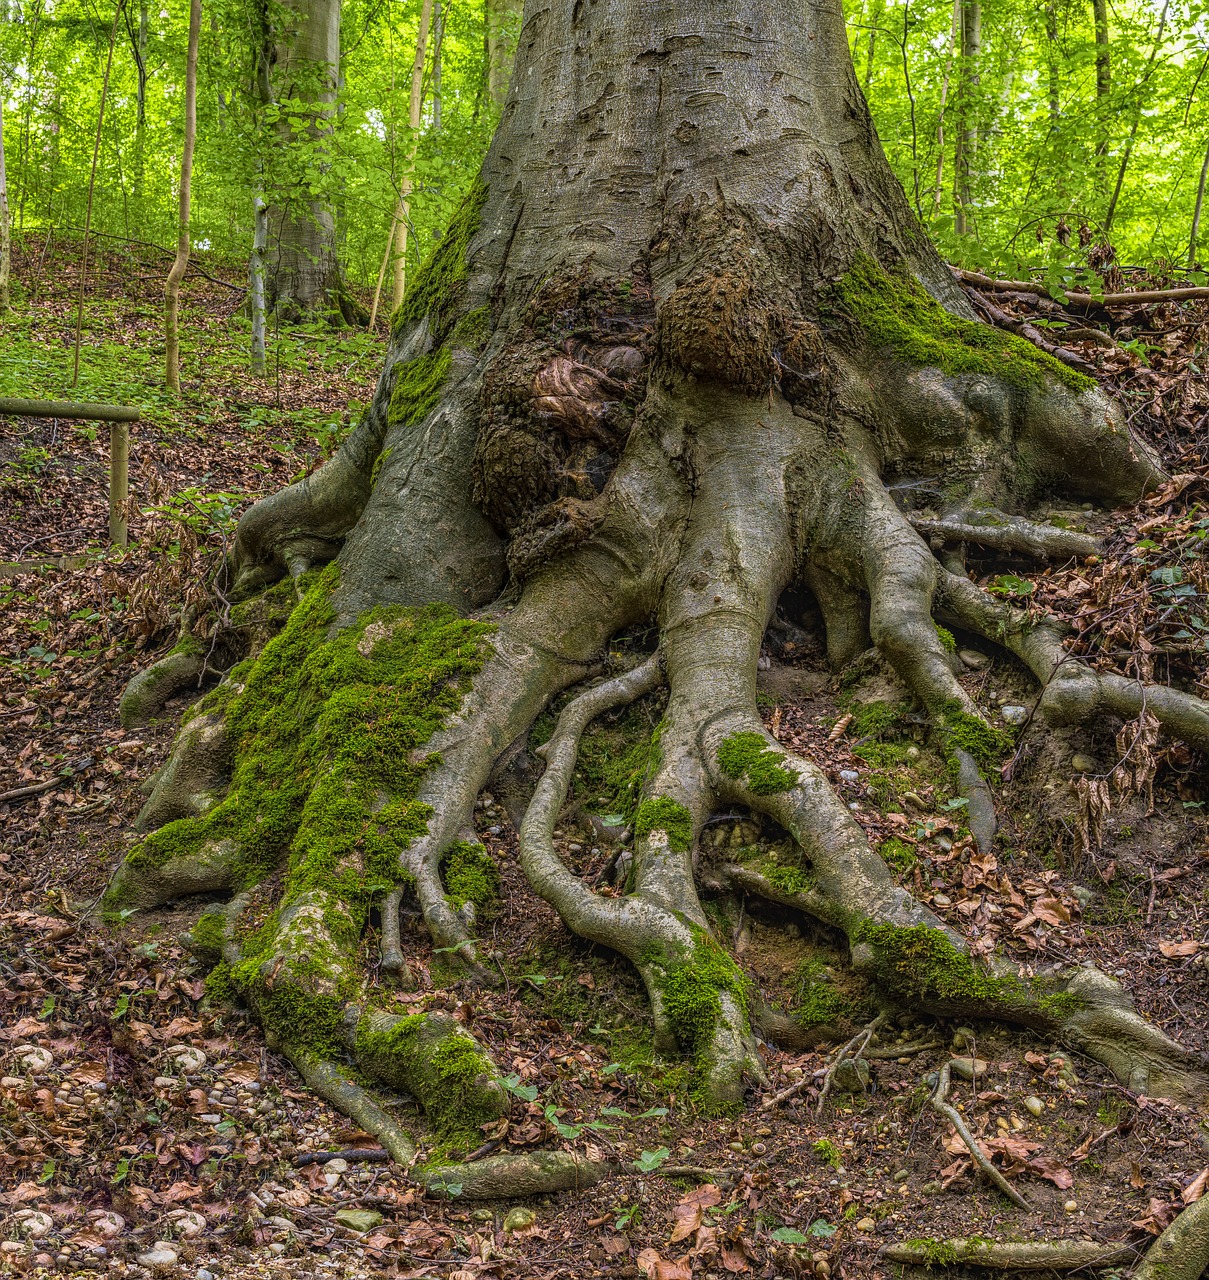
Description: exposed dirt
xmin=3 ymin=236 xmax=1209 ymax=1280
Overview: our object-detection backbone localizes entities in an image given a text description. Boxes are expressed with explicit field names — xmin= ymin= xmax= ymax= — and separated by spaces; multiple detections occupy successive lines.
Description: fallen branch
xmin=880 ymin=1237 xmax=1138 ymax=1270
xmin=294 ymin=1148 xmax=392 ymax=1167
xmin=930 ymin=1059 xmax=1032 ymax=1211
xmin=0 ymin=758 xmax=93 ymax=805
xmin=0 ymin=397 xmax=140 ymax=422
xmin=864 ymin=1039 xmax=943 ymax=1060
xmin=952 ymin=266 xmax=1209 ymax=307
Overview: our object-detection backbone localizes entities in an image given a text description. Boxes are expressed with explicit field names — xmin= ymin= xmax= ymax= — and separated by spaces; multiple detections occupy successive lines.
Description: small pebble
xmin=892 ymin=1169 xmax=909 ymax=1182
xmin=325 ymin=1158 xmax=349 ymax=1174
xmin=1070 ymin=753 xmax=1097 ymax=773
xmin=855 ymin=1217 xmax=876 ymax=1232
xmin=905 ymin=745 xmax=921 ymax=761
xmin=1000 ymin=705 xmax=1028 ymax=726
xmin=839 ymin=770 xmax=859 ymax=783
xmin=1024 ymin=1095 xmax=1045 ymax=1117
xmin=921 ymin=1181 xmax=942 ymax=1195
xmin=136 ymin=1244 xmax=179 ymax=1269
xmin=932 ymin=893 xmax=952 ymax=907
xmin=199 ymin=1113 xmax=222 ymax=1124
xmin=958 ymin=650 xmax=991 ymax=671
xmin=1064 ymin=1200 xmax=1078 ymax=1213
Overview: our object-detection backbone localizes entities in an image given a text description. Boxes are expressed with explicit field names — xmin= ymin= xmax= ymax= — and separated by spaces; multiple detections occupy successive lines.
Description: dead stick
xmin=951 ymin=266 xmax=1209 ymax=306
xmin=930 ymin=1060 xmax=1031 ymax=1211
xmin=816 ymin=1012 xmax=887 ymax=1113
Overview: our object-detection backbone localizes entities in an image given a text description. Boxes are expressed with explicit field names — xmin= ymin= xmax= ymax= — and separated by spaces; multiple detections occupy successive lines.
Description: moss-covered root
xmin=121 ymin=642 xmax=206 ymax=728
xmin=880 ymin=1238 xmax=1138 ymax=1271
xmin=355 ymin=1009 xmax=508 ymax=1143
xmin=1133 ymin=1191 xmax=1209 ymax=1280
xmin=285 ymin=1047 xmax=417 ymax=1166
xmin=134 ymin=710 xmax=231 ymax=834
xmin=422 ymin=1150 xmax=616 ymax=1199
xmin=854 ymin=922 xmax=1209 ymax=1099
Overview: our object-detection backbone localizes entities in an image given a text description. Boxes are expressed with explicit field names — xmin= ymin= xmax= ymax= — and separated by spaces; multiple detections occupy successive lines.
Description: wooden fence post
xmin=109 ymin=421 xmax=130 ymax=547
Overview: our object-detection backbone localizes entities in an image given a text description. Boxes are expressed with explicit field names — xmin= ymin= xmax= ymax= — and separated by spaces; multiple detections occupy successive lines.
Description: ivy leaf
xmin=633 ymin=1147 xmax=671 ymax=1173
xmin=502 ymin=1074 xmax=538 ymax=1102
xmin=770 ymin=1227 xmax=809 ymax=1244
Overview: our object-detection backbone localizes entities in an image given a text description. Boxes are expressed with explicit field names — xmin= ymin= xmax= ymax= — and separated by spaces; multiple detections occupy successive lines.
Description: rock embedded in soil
xmin=1071 ymin=753 xmax=1097 ymax=773
xmin=504 ymin=1208 xmax=536 ymax=1233
xmin=333 ymin=1210 xmax=383 ymax=1234
xmin=1023 ymin=1095 xmax=1045 ymax=1117
xmin=959 ymin=650 xmax=991 ymax=670
xmin=1000 ymin=705 xmax=1029 ymax=725
xmin=950 ymin=1057 xmax=988 ymax=1081
xmin=136 ymin=1243 xmax=179 ymax=1269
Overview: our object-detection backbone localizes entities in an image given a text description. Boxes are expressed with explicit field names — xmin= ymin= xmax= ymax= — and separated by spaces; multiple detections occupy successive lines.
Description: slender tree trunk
xmin=0 ymin=92 xmax=10 ymax=311
xmin=1093 ymin=0 xmax=1110 ymax=157
xmin=932 ymin=0 xmax=960 ymax=214
xmin=129 ymin=0 xmax=148 ymax=206
xmin=485 ymin=0 xmax=520 ymax=111
xmin=259 ymin=0 xmax=348 ymax=320
xmin=165 ymin=0 xmax=201 ymax=394
xmin=250 ymin=191 xmax=268 ymax=373
xmin=432 ymin=0 xmax=444 ymax=133
xmin=1044 ymin=3 xmax=1059 ymax=124
xmin=953 ymin=0 xmax=980 ymax=236
xmin=390 ymin=0 xmax=433 ymax=312
xmin=862 ymin=0 xmax=884 ymax=95
xmin=1190 ymin=139 xmax=1209 ymax=268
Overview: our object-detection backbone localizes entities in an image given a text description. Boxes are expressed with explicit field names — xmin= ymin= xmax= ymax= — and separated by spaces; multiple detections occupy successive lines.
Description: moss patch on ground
xmin=833 ymin=255 xmax=1095 ymax=393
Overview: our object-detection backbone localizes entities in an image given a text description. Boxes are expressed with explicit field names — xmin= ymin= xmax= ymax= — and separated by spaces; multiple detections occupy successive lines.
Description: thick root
xmin=910 ymin=512 xmax=1099 ymax=561
xmin=1133 ymin=1193 xmax=1209 ymax=1280
xmin=880 ymin=1238 xmax=1139 ymax=1270
xmin=421 ymin=1151 xmax=616 ymax=1199
xmin=120 ymin=645 xmax=207 ymax=728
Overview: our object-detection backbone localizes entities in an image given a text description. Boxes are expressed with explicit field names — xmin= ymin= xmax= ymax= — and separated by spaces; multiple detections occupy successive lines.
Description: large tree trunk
xmin=111 ymin=0 xmax=1209 ymax=1203
xmin=256 ymin=0 xmax=354 ymax=321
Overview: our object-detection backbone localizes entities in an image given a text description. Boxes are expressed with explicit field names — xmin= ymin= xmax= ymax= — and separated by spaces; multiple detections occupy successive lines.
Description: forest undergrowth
xmin=2 ymin=233 xmax=1209 ymax=1280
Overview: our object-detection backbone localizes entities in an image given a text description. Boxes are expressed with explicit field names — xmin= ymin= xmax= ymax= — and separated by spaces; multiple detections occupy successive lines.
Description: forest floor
xmin=2 ymin=233 xmax=1209 ymax=1280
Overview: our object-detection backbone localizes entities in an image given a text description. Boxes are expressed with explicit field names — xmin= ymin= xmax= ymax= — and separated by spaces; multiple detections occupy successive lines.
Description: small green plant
xmin=812 ymin=1138 xmax=843 ymax=1168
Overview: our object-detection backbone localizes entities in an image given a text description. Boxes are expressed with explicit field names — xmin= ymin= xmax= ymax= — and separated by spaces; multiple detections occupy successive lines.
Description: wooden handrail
xmin=0 ymin=397 xmax=140 ymax=422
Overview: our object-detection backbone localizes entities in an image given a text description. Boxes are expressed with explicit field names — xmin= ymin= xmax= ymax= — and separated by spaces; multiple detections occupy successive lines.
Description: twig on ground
xmin=294 ymin=1148 xmax=392 ymax=1167
xmin=817 ymin=1012 xmax=887 ymax=1113
xmin=929 ymin=1059 xmax=1031 ymax=1210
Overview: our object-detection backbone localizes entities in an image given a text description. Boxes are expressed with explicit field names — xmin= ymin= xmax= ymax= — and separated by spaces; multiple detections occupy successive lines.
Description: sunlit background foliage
xmin=1 ymin=0 xmax=1207 ymax=294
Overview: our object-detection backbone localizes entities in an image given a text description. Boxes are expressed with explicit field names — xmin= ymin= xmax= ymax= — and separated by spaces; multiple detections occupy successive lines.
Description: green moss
xmin=764 ymin=862 xmax=814 ymax=896
xmin=795 ymin=960 xmax=846 ymax=1028
xmin=658 ymin=929 xmax=750 ymax=1061
xmin=573 ymin=703 xmax=660 ymax=824
xmin=904 ymin=1238 xmax=961 ymax=1267
xmin=634 ymin=797 xmax=693 ymax=852
xmin=442 ymin=841 xmax=500 ymax=919
xmin=879 ymin=837 xmax=918 ymax=874
xmin=1036 ymin=990 xmax=1087 ymax=1021
xmin=188 ymin=909 xmax=229 ymax=958
xmin=832 ymin=255 xmax=1095 ymax=392
xmin=935 ymin=625 xmax=956 ymax=653
xmin=203 ymin=961 xmax=236 ymax=1004
xmin=938 ymin=700 xmax=1011 ymax=767
xmin=110 ymin=564 xmax=496 ymax=1054
xmin=852 ymin=740 xmax=913 ymax=768
xmin=847 ymin=700 xmax=904 ymax=740
xmin=355 ymin=1013 xmax=500 ymax=1141
xmin=812 ymin=1138 xmax=843 ymax=1168
xmin=716 ymin=732 xmax=796 ymax=795
xmin=855 ymin=921 xmax=1026 ymax=1009
xmin=388 ymin=347 xmax=452 ymax=430
xmin=450 ymin=305 xmax=491 ymax=352
xmin=391 ymin=178 xmax=488 ymax=340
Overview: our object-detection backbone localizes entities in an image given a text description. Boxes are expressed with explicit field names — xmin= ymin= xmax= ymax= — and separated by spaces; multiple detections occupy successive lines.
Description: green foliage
xmin=834 ymin=256 xmax=1093 ymax=391
xmin=812 ymin=1138 xmax=843 ymax=1168
xmin=634 ymin=797 xmax=693 ymax=852
xmin=934 ymin=625 xmax=956 ymax=653
xmin=716 ymin=732 xmax=796 ymax=795
xmin=572 ymin=704 xmax=660 ymax=824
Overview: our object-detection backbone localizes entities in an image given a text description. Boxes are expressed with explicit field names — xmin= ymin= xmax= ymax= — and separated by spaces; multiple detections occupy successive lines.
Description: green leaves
xmin=633 ymin=1147 xmax=671 ymax=1173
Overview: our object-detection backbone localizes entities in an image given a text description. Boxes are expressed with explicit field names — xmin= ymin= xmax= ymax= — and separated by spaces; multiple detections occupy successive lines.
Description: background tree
xmin=164 ymin=0 xmax=200 ymax=392
xmin=108 ymin=0 xmax=1209 ymax=1216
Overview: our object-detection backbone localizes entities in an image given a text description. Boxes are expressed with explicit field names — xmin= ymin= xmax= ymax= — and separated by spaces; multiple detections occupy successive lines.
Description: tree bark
xmin=953 ymin=0 xmax=980 ymax=236
xmin=257 ymin=0 xmax=349 ymax=320
xmin=1092 ymin=0 xmax=1110 ymax=157
xmin=165 ymin=0 xmax=200 ymax=394
xmin=1190 ymin=138 xmax=1209 ymax=268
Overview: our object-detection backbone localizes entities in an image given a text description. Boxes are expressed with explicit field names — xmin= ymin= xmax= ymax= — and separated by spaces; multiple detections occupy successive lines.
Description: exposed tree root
xmin=421 ymin=1151 xmax=616 ymax=1199
xmin=879 ymin=1237 xmax=1139 ymax=1270
xmin=909 ymin=514 xmax=1099 ymax=562
xmin=929 ymin=1058 xmax=1032 ymax=1210
xmin=1133 ymin=1193 xmax=1209 ymax=1280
